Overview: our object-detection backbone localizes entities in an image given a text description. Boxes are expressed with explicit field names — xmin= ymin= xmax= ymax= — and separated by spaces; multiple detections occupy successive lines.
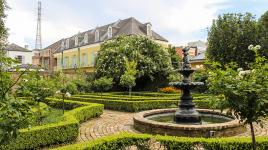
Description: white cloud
xmin=102 ymin=0 xmax=230 ymax=44
xmin=6 ymin=0 xmax=231 ymax=48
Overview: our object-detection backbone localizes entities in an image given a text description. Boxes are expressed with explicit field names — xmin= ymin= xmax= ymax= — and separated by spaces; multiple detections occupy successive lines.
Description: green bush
xmin=91 ymin=76 xmax=113 ymax=92
xmin=0 ymin=98 xmax=104 ymax=150
xmin=52 ymin=133 xmax=268 ymax=150
xmin=65 ymin=82 xmax=78 ymax=95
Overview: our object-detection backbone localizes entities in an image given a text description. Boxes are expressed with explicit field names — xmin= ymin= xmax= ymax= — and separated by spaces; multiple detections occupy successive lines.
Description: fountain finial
xmin=182 ymin=47 xmax=191 ymax=70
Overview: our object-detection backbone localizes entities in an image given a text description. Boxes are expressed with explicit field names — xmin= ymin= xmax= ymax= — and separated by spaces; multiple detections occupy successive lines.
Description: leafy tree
xmin=95 ymin=35 xmax=172 ymax=89
xmin=207 ymin=13 xmax=261 ymax=69
xmin=167 ymin=46 xmax=180 ymax=69
xmin=120 ymin=60 xmax=137 ymax=96
xmin=92 ymin=76 xmax=113 ymax=96
xmin=16 ymin=70 xmax=56 ymax=124
xmin=0 ymin=0 xmax=32 ymax=144
xmin=259 ymin=11 xmax=268 ymax=57
xmin=207 ymin=45 xmax=268 ymax=150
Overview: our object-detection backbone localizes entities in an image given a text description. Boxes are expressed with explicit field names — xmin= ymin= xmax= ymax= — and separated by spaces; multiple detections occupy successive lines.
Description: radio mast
xmin=35 ymin=0 xmax=42 ymax=50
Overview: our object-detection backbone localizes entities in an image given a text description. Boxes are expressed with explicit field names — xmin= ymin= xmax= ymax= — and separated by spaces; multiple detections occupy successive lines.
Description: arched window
xmin=75 ymin=36 xmax=78 ymax=46
xmin=95 ymin=30 xmax=99 ymax=42
xmin=65 ymin=39 xmax=69 ymax=49
xmin=61 ymin=40 xmax=65 ymax=50
xmin=84 ymin=33 xmax=88 ymax=44
xmin=108 ymin=26 xmax=112 ymax=39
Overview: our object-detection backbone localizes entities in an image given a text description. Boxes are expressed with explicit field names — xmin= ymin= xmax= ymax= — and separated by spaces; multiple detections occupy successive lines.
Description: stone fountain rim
xmin=133 ymin=108 xmax=243 ymax=131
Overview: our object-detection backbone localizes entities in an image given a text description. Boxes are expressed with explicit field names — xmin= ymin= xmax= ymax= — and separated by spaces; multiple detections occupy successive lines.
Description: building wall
xmin=6 ymin=51 xmax=33 ymax=64
xmin=54 ymin=40 xmax=168 ymax=73
xmin=54 ymin=43 xmax=100 ymax=72
xmin=190 ymin=61 xmax=204 ymax=69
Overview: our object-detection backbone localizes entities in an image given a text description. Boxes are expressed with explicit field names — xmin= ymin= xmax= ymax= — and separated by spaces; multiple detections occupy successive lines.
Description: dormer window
xmin=95 ymin=30 xmax=99 ymax=42
xmin=75 ymin=36 xmax=78 ymax=46
xmin=65 ymin=39 xmax=69 ymax=49
xmin=61 ymin=40 xmax=65 ymax=50
xmin=108 ymin=26 xmax=112 ymax=39
xmin=146 ymin=23 xmax=152 ymax=37
xmin=84 ymin=33 xmax=88 ymax=44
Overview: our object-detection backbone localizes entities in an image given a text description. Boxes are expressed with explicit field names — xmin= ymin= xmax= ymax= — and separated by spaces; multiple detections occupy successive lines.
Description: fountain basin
xmin=169 ymin=82 xmax=204 ymax=89
xmin=133 ymin=108 xmax=246 ymax=137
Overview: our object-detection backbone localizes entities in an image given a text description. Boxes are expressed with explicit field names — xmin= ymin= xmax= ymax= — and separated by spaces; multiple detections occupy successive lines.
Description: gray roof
xmin=53 ymin=17 xmax=168 ymax=53
xmin=5 ymin=43 xmax=31 ymax=52
xmin=190 ymin=52 xmax=205 ymax=62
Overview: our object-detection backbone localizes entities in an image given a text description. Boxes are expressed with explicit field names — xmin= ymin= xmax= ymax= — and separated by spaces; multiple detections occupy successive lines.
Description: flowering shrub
xmin=207 ymin=45 xmax=268 ymax=150
xmin=159 ymin=87 xmax=181 ymax=93
xmin=95 ymin=35 xmax=173 ymax=90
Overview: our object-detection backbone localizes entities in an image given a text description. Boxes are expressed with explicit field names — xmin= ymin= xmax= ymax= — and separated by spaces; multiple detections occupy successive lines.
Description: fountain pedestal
xmin=174 ymin=81 xmax=201 ymax=124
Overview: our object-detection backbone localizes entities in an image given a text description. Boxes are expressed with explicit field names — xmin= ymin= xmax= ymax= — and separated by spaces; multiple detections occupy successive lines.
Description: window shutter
xmin=62 ymin=57 xmax=65 ymax=68
xmin=85 ymin=53 xmax=88 ymax=66
xmin=80 ymin=54 xmax=83 ymax=66
xmin=22 ymin=56 xmax=25 ymax=64
xmin=91 ymin=51 xmax=95 ymax=66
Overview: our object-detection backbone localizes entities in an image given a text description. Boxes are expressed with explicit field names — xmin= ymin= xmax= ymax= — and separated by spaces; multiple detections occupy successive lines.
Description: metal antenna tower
xmin=35 ymin=0 xmax=42 ymax=50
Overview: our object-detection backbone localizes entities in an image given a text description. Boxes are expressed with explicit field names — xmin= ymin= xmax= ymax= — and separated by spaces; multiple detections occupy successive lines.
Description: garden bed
xmin=0 ymin=98 xmax=104 ymax=150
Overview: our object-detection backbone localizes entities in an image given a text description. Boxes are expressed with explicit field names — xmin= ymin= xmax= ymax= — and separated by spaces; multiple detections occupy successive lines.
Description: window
xmin=108 ymin=26 xmax=112 ymax=39
xmin=72 ymin=55 xmax=77 ymax=67
xmin=95 ymin=30 xmax=99 ymax=42
xmin=61 ymin=40 xmax=65 ymax=49
xmin=64 ymin=56 xmax=69 ymax=68
xmin=75 ymin=36 xmax=78 ymax=46
xmin=57 ymin=57 xmax=61 ymax=68
xmin=90 ymin=51 xmax=97 ymax=66
xmin=84 ymin=33 xmax=88 ymax=44
xmin=81 ymin=53 xmax=88 ymax=66
xmin=16 ymin=55 xmax=23 ymax=64
xmin=65 ymin=39 xmax=69 ymax=49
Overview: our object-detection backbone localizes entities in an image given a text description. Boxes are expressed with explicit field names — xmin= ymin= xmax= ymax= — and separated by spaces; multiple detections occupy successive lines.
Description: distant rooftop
xmin=190 ymin=52 xmax=205 ymax=62
xmin=49 ymin=17 xmax=168 ymax=54
xmin=5 ymin=43 xmax=31 ymax=52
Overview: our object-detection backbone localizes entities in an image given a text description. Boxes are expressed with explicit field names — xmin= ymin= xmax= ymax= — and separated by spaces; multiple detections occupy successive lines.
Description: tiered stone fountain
xmin=133 ymin=47 xmax=246 ymax=137
xmin=170 ymin=47 xmax=203 ymax=124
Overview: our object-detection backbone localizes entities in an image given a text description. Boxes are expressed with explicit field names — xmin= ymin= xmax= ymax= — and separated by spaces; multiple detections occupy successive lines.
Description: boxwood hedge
xmin=67 ymin=92 xmax=214 ymax=112
xmin=52 ymin=133 xmax=268 ymax=150
xmin=0 ymin=98 xmax=104 ymax=150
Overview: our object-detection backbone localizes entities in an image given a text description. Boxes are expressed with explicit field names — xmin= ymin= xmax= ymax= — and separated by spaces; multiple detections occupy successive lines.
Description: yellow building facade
xmin=54 ymin=43 xmax=100 ymax=72
xmin=51 ymin=17 xmax=169 ymax=73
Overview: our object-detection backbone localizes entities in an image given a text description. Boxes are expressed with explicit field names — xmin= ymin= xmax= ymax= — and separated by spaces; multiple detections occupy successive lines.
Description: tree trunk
xmin=129 ymin=86 xmax=132 ymax=99
xmin=249 ymin=122 xmax=256 ymax=150
xmin=37 ymin=101 xmax=41 ymax=125
xmin=62 ymin=94 xmax=65 ymax=114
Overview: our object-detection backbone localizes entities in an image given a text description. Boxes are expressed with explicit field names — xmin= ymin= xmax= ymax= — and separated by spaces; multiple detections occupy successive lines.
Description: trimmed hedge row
xmin=67 ymin=95 xmax=212 ymax=112
xmin=0 ymin=98 xmax=104 ymax=150
xmin=52 ymin=133 xmax=268 ymax=150
xmin=79 ymin=92 xmax=208 ymax=97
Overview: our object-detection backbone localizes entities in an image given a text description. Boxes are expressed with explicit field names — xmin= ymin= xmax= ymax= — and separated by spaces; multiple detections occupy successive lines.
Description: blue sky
xmin=6 ymin=0 xmax=268 ymax=49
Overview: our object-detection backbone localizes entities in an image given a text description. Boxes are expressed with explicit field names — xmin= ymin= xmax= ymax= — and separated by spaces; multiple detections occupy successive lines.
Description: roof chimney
xmin=145 ymin=22 xmax=152 ymax=37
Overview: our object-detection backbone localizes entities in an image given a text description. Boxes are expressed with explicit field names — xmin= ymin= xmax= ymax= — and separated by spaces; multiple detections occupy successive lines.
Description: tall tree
xmin=0 ymin=0 xmax=32 ymax=143
xmin=207 ymin=13 xmax=260 ymax=69
xmin=259 ymin=11 xmax=268 ymax=57
xmin=120 ymin=60 xmax=137 ymax=96
xmin=208 ymin=45 xmax=268 ymax=150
